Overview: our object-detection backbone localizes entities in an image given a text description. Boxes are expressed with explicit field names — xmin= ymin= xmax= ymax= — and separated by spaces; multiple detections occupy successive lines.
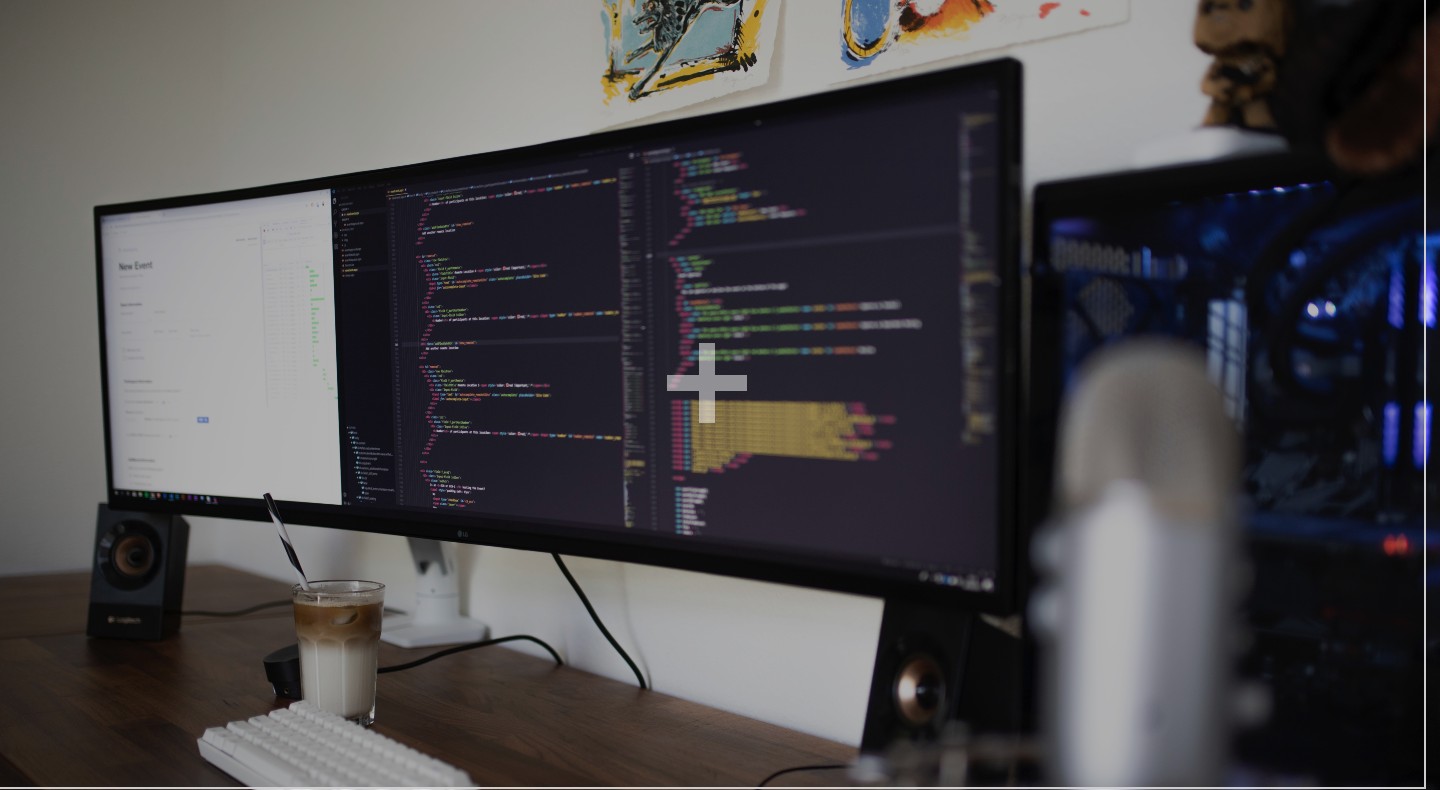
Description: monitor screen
xmin=97 ymin=60 xmax=1021 ymax=607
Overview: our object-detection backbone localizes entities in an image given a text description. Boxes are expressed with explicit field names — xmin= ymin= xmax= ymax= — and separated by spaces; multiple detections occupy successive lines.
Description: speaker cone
xmin=97 ymin=521 xmax=162 ymax=590
xmin=114 ymin=533 xmax=155 ymax=576
xmin=894 ymin=652 xmax=945 ymax=728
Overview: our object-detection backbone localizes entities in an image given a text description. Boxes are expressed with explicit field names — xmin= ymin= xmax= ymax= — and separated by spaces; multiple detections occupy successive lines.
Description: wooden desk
xmin=0 ymin=564 xmax=295 ymax=640
xmin=0 ymin=565 xmax=855 ymax=786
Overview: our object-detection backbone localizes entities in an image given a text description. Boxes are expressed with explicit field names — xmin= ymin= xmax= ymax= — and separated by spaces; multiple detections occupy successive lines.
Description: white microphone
xmin=1029 ymin=339 xmax=1243 ymax=786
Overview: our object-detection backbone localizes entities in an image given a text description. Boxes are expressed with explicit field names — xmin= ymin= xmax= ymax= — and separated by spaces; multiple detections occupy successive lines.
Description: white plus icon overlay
xmin=667 ymin=343 xmax=748 ymax=424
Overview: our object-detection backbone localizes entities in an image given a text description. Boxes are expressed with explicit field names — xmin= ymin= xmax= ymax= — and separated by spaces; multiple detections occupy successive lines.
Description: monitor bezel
xmin=95 ymin=58 xmax=1024 ymax=612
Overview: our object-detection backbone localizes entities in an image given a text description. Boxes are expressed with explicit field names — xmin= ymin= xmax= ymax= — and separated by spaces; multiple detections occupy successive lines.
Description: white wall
xmin=0 ymin=0 xmax=1210 ymax=745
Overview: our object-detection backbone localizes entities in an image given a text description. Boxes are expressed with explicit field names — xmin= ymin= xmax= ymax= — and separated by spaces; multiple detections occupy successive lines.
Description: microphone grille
xmin=1056 ymin=339 xmax=1240 ymax=526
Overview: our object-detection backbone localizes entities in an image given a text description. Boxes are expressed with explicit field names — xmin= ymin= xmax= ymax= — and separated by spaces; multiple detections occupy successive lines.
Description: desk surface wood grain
xmin=0 ymin=564 xmax=294 ymax=641
xmin=0 ymin=565 xmax=855 ymax=786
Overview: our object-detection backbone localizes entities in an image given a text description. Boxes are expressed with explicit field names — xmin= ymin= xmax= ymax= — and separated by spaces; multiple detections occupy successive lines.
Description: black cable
xmin=179 ymin=599 xmax=290 ymax=617
xmin=756 ymin=763 xmax=849 ymax=787
xmin=378 ymin=635 xmax=563 ymax=674
xmin=551 ymin=553 xmax=648 ymax=690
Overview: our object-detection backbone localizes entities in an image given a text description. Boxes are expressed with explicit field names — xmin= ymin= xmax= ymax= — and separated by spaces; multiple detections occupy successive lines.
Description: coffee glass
xmin=291 ymin=580 xmax=385 ymax=725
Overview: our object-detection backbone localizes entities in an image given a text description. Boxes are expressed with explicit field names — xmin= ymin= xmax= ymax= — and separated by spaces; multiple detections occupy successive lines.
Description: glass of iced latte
xmin=291 ymin=580 xmax=385 ymax=725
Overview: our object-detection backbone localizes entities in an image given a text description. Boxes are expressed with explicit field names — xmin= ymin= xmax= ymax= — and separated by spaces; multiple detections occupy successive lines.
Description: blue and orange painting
xmin=842 ymin=0 xmax=996 ymax=68
xmin=603 ymin=0 xmax=772 ymax=103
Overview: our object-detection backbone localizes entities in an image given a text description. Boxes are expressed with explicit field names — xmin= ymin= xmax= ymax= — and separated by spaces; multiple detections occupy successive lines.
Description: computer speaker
xmin=860 ymin=600 xmax=970 ymax=752
xmin=860 ymin=599 xmax=1024 ymax=751
xmin=86 ymin=504 xmax=190 ymax=640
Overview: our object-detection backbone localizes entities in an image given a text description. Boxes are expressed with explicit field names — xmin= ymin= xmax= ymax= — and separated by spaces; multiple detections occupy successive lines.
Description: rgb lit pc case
xmin=1029 ymin=153 xmax=1427 ymax=784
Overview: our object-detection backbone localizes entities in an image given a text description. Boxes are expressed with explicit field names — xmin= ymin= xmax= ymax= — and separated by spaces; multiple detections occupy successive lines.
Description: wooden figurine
xmin=1194 ymin=0 xmax=1293 ymax=130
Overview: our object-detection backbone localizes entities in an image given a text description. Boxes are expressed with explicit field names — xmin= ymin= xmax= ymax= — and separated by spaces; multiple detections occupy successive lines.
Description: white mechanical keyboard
xmin=198 ymin=699 xmax=474 ymax=787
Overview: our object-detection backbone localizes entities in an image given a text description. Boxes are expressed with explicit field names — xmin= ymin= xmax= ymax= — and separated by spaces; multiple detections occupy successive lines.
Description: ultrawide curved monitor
xmin=96 ymin=59 xmax=1022 ymax=610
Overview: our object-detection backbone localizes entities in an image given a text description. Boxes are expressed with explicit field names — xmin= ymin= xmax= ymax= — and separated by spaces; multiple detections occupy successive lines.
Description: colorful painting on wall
xmin=833 ymin=0 xmax=1127 ymax=80
xmin=599 ymin=0 xmax=781 ymax=125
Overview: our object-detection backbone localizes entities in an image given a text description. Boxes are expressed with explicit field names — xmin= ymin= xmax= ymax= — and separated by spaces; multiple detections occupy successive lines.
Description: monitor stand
xmin=380 ymin=538 xmax=489 ymax=648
